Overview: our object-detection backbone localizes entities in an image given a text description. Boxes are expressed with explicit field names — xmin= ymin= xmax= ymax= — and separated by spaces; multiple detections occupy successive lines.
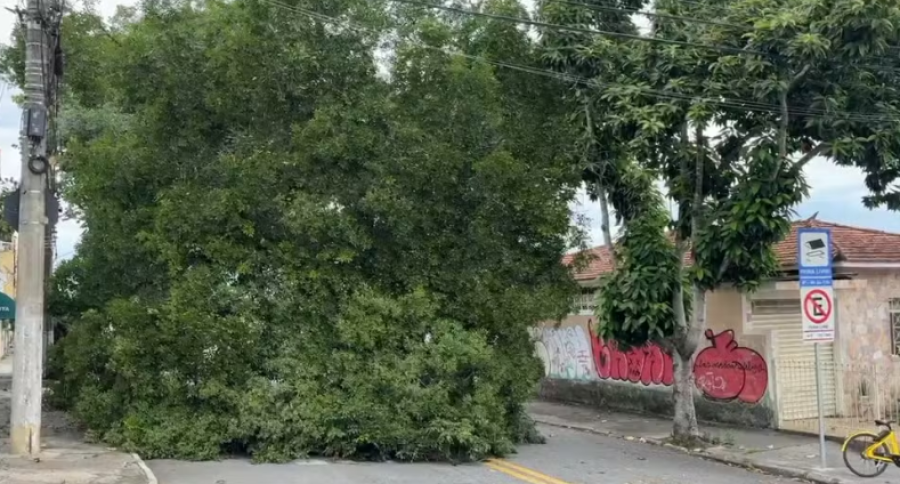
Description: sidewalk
xmin=0 ymin=355 xmax=154 ymax=484
xmin=528 ymin=400 xmax=883 ymax=484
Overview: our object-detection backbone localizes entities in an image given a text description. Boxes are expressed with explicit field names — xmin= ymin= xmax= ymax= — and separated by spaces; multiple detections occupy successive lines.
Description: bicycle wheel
xmin=843 ymin=432 xmax=890 ymax=478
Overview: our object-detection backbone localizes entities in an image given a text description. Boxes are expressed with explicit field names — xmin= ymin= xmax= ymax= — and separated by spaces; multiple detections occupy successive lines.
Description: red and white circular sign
xmin=803 ymin=289 xmax=832 ymax=324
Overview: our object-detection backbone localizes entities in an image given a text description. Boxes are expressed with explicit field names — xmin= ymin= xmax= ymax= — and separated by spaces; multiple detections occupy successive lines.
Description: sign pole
xmin=797 ymin=227 xmax=834 ymax=470
xmin=814 ymin=342 xmax=827 ymax=469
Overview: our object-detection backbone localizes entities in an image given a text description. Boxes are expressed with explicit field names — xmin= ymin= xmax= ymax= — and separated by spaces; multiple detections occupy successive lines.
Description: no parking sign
xmin=797 ymin=228 xmax=834 ymax=342
xmin=801 ymin=286 xmax=834 ymax=341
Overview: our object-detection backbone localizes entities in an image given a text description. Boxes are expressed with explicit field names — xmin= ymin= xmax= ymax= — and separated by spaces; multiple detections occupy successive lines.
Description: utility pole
xmin=11 ymin=0 xmax=60 ymax=455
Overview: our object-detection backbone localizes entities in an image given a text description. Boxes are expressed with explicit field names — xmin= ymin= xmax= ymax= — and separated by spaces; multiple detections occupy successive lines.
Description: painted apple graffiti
xmin=693 ymin=329 xmax=768 ymax=404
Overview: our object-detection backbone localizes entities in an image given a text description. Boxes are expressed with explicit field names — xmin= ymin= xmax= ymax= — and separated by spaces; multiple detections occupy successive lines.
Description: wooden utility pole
xmin=11 ymin=0 xmax=59 ymax=455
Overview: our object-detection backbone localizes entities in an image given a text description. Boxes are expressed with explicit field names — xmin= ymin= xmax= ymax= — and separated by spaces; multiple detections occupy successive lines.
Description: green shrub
xmin=49 ymin=287 xmax=547 ymax=462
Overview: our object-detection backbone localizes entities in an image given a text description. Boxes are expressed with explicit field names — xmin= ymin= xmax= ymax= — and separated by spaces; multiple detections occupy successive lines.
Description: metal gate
xmin=749 ymin=297 xmax=837 ymax=425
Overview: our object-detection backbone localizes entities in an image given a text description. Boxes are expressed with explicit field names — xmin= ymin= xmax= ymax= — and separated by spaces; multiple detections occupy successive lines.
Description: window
xmin=573 ymin=289 xmax=597 ymax=315
xmin=890 ymin=299 xmax=900 ymax=356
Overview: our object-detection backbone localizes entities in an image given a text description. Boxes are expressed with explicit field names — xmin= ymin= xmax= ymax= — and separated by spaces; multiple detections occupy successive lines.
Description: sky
xmin=1 ymin=0 xmax=898 ymax=262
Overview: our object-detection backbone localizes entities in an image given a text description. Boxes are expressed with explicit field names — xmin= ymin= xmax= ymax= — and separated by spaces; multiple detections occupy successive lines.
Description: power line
xmin=257 ymin=0 xmax=900 ymax=124
xmin=388 ymin=0 xmax=768 ymax=57
xmin=459 ymin=50 xmax=900 ymax=123
xmin=285 ymin=0 xmax=900 ymax=122
xmin=397 ymin=0 xmax=900 ymax=77
xmin=543 ymin=0 xmax=746 ymax=29
xmin=543 ymin=0 xmax=900 ymax=65
xmin=390 ymin=0 xmax=900 ymax=112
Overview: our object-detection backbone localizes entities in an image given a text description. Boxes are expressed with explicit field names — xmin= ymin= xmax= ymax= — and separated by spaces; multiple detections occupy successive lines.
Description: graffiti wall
xmin=533 ymin=326 xmax=594 ymax=380
xmin=534 ymin=324 xmax=769 ymax=404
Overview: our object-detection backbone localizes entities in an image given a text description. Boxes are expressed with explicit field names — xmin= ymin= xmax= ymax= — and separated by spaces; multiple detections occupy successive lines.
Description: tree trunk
xmin=671 ymin=122 xmax=709 ymax=440
xmin=672 ymin=285 xmax=707 ymax=439
xmin=597 ymin=184 xmax=614 ymax=259
xmin=672 ymin=346 xmax=698 ymax=439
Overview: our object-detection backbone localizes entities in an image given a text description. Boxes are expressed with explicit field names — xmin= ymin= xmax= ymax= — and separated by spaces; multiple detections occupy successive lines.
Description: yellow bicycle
xmin=842 ymin=419 xmax=900 ymax=478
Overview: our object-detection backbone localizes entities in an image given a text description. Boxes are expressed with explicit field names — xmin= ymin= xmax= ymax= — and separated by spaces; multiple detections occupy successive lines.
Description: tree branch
xmin=789 ymin=65 xmax=812 ymax=92
xmin=691 ymin=123 xmax=705 ymax=246
xmin=791 ymin=142 xmax=830 ymax=172
xmin=778 ymin=89 xmax=789 ymax=165
xmin=597 ymin=184 xmax=613 ymax=248
xmin=582 ymin=97 xmax=616 ymax=269
xmin=716 ymin=257 xmax=731 ymax=280
xmin=774 ymin=65 xmax=812 ymax=179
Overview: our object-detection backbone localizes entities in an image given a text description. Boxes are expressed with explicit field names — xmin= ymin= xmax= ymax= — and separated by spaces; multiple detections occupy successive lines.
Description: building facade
xmin=537 ymin=218 xmax=900 ymax=436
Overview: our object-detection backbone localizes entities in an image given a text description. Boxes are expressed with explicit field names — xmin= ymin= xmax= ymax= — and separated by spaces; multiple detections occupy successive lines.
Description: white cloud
xmin=0 ymin=0 xmax=17 ymax=45
xmin=572 ymin=158 xmax=896 ymax=248
xmin=53 ymin=217 xmax=81 ymax=261
xmin=0 ymin=125 xmax=20 ymax=180
xmin=803 ymin=156 xmax=869 ymax=200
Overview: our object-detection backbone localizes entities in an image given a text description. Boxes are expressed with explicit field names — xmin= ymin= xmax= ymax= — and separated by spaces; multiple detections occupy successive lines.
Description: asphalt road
xmin=148 ymin=425 xmax=802 ymax=484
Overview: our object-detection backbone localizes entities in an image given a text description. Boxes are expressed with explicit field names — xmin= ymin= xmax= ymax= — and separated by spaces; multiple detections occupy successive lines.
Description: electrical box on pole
xmin=2 ymin=190 xmax=61 ymax=230
xmin=25 ymin=105 xmax=48 ymax=140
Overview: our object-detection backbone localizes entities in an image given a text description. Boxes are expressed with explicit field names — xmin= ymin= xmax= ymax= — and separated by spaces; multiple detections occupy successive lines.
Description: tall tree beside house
xmin=542 ymin=0 xmax=900 ymax=440
xmin=539 ymin=0 xmax=643 ymax=250
xmin=3 ymin=0 xmax=583 ymax=461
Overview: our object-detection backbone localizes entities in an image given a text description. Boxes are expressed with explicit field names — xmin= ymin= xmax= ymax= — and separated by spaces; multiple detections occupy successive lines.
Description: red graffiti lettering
xmin=587 ymin=323 xmax=767 ymax=403
xmin=593 ymin=336 xmax=612 ymax=379
xmin=642 ymin=345 xmax=674 ymax=386
xmin=588 ymin=324 xmax=673 ymax=387
xmin=693 ymin=329 xmax=768 ymax=404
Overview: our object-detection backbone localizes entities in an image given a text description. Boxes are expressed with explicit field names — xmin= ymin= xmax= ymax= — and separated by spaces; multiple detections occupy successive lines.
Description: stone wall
xmin=837 ymin=270 xmax=900 ymax=363
xmin=834 ymin=270 xmax=900 ymax=419
xmin=538 ymin=378 xmax=774 ymax=428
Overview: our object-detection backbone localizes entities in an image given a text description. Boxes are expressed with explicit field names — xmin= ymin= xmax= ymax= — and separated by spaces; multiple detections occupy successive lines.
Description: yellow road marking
xmin=485 ymin=461 xmax=550 ymax=484
xmin=485 ymin=459 xmax=573 ymax=484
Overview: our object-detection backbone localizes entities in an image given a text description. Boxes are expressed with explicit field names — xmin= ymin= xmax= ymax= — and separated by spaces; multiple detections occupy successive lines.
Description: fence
xmin=776 ymin=358 xmax=900 ymax=438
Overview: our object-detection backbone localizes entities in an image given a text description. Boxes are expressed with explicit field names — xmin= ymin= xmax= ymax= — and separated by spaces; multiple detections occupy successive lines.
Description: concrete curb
xmin=131 ymin=453 xmax=159 ymax=484
xmin=532 ymin=416 xmax=850 ymax=484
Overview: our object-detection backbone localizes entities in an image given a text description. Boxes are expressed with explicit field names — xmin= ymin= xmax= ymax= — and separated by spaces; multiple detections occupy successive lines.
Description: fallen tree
xmin=2 ymin=0 xmax=583 ymax=461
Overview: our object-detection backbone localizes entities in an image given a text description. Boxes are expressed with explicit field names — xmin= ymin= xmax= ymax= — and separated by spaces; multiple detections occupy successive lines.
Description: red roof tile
xmin=563 ymin=246 xmax=614 ymax=281
xmin=567 ymin=218 xmax=900 ymax=280
xmin=777 ymin=219 xmax=900 ymax=266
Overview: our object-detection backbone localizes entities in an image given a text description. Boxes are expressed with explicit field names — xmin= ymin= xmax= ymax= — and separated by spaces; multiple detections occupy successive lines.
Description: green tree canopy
xmin=16 ymin=0 xmax=584 ymax=461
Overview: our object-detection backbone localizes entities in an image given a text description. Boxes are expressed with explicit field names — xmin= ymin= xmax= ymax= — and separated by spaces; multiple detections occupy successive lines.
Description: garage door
xmin=750 ymin=298 xmax=837 ymax=421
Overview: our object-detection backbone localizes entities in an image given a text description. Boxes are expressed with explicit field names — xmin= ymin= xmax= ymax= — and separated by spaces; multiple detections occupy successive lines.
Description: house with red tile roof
xmin=534 ymin=216 xmax=900 ymax=437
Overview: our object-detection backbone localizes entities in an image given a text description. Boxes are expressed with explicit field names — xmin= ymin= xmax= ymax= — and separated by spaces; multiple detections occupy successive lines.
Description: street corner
xmin=0 ymin=442 xmax=152 ymax=484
